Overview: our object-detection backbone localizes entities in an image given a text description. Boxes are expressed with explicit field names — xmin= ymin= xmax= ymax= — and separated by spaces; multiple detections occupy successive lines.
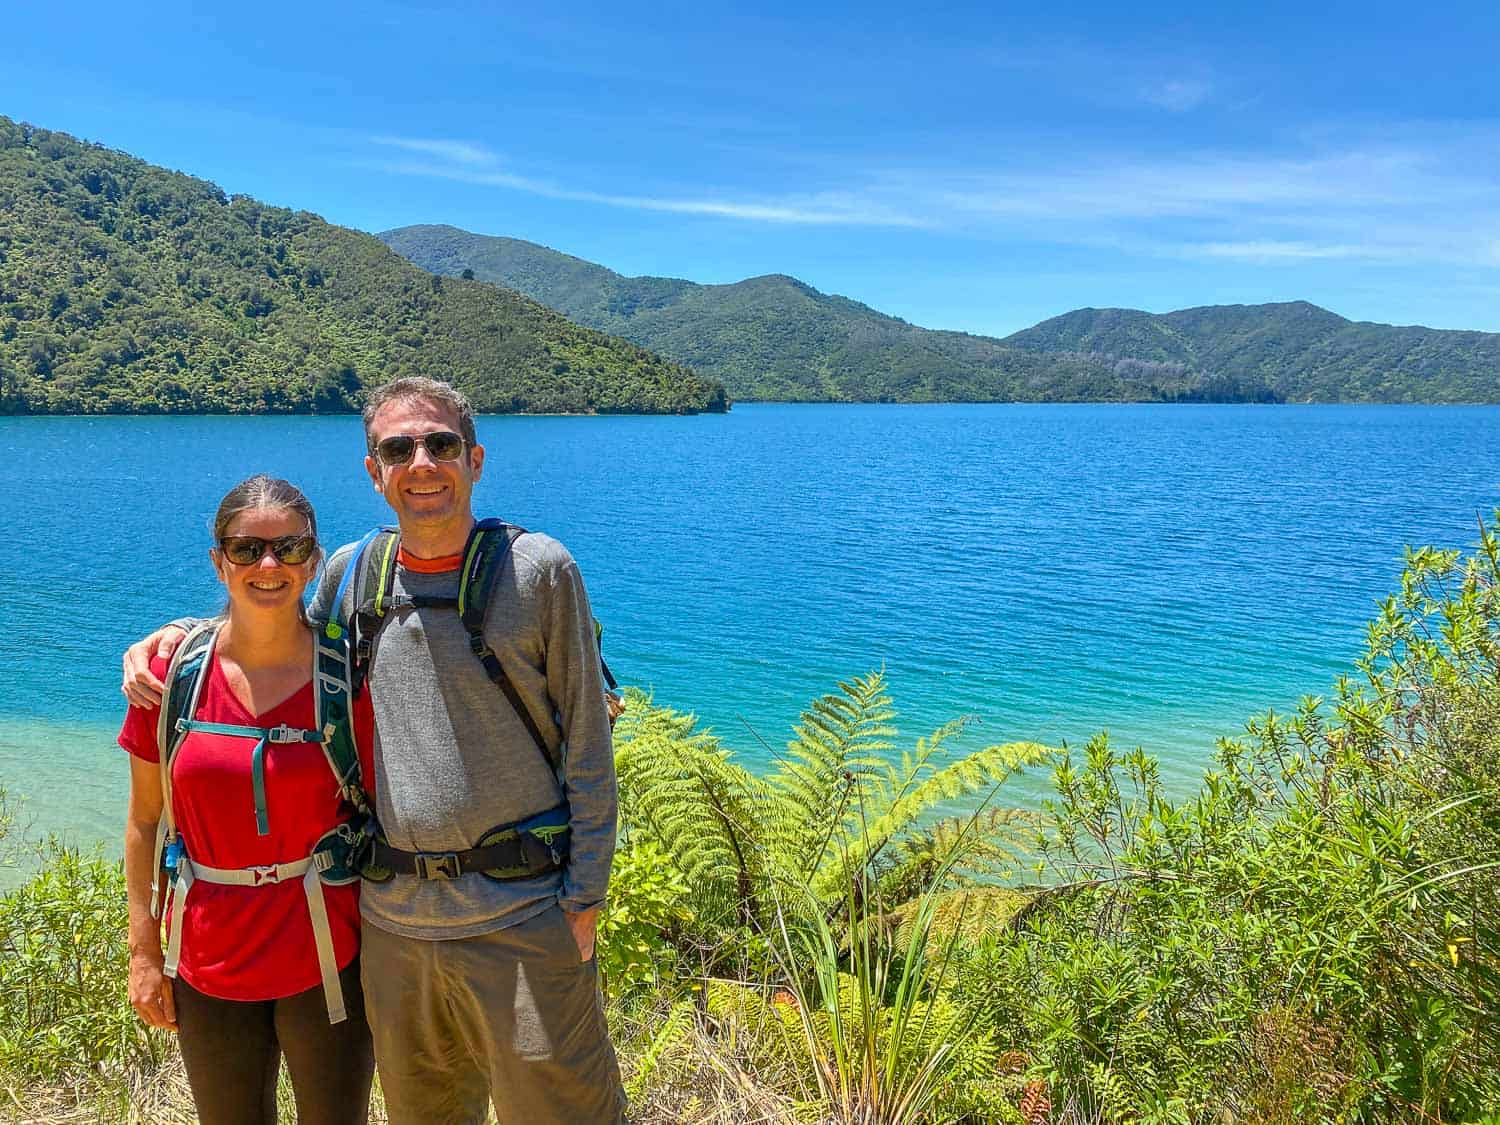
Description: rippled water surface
xmin=2 ymin=404 xmax=1497 ymax=852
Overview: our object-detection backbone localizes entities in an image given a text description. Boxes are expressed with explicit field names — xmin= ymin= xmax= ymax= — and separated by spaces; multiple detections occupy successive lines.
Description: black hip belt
xmin=367 ymin=817 xmax=569 ymax=882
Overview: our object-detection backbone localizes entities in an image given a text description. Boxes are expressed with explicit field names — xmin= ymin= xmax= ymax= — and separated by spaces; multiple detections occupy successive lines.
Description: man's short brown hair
xmin=362 ymin=377 xmax=478 ymax=453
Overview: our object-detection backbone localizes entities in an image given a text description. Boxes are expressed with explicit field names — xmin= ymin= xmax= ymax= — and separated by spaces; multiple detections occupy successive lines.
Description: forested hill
xmin=381 ymin=223 xmax=1500 ymax=404
xmin=0 ymin=119 xmax=726 ymax=415
xmin=1003 ymin=302 xmax=1500 ymax=403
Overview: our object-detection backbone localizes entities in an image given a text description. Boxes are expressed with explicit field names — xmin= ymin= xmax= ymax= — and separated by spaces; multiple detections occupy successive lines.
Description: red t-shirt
xmin=119 ymin=649 xmax=375 ymax=1001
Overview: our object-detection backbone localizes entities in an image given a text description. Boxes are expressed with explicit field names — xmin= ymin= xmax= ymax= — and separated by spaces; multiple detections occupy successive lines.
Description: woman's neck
xmin=217 ymin=609 xmax=310 ymax=669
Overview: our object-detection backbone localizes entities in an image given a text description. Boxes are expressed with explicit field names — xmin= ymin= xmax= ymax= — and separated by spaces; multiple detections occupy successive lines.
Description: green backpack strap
xmin=457 ymin=519 xmax=561 ymax=775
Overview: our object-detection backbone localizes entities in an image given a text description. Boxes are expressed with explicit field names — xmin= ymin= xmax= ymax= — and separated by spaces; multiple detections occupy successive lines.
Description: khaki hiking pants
xmin=361 ymin=906 xmax=625 ymax=1125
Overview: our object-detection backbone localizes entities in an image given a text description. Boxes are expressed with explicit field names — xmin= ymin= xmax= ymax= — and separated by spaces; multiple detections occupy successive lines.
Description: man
xmin=123 ymin=377 xmax=625 ymax=1125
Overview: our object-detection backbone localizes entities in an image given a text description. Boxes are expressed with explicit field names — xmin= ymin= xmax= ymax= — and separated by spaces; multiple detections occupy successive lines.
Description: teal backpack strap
xmin=313 ymin=627 xmax=369 ymax=815
xmin=174 ymin=719 xmax=325 ymax=835
xmin=151 ymin=621 xmax=219 ymax=916
xmin=457 ymin=520 xmax=560 ymax=775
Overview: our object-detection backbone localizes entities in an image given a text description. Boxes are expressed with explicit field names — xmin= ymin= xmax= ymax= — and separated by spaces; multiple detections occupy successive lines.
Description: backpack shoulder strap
xmin=351 ymin=527 xmax=401 ymax=623
xmin=337 ymin=527 xmax=399 ymax=683
xmin=457 ymin=520 xmax=560 ymax=775
xmin=313 ymin=627 xmax=369 ymax=815
xmin=158 ymin=622 xmax=220 ymax=793
xmin=150 ymin=620 xmax=218 ymax=916
xmin=325 ymin=527 xmax=390 ymax=637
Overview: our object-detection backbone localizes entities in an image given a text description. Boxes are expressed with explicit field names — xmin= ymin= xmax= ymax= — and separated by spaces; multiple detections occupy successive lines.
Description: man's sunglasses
xmin=374 ymin=430 xmax=467 ymax=466
xmin=217 ymin=535 xmax=318 ymax=566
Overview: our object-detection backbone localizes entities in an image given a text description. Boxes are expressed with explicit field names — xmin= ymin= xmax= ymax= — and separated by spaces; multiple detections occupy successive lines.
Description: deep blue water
xmin=2 ymin=404 xmax=1497 ymax=853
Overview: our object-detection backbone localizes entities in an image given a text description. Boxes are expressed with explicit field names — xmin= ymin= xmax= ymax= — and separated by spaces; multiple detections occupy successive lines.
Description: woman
xmin=120 ymin=475 xmax=376 ymax=1125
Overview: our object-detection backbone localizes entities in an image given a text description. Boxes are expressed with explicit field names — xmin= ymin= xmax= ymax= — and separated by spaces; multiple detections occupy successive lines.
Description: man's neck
xmin=398 ymin=515 xmax=476 ymax=560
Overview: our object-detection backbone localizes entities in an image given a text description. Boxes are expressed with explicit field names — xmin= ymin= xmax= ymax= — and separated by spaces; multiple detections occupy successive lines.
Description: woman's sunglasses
xmin=374 ymin=430 xmax=467 ymax=466
xmin=218 ymin=535 xmax=318 ymax=566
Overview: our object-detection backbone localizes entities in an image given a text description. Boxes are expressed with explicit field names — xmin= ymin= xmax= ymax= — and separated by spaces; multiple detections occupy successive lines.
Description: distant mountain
xmin=381 ymin=224 xmax=1500 ymax=404
xmin=0 ymin=119 xmax=725 ymax=415
xmin=1003 ymin=302 xmax=1500 ymax=403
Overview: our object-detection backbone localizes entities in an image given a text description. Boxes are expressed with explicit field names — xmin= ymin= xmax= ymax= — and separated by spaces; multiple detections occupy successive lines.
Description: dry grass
xmin=0 ymin=1054 xmax=396 ymax=1125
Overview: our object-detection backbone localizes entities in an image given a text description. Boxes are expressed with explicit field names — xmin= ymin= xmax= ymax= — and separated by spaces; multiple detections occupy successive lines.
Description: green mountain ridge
xmin=381 ymin=223 xmax=1500 ymax=404
xmin=0 ymin=118 xmax=726 ymax=415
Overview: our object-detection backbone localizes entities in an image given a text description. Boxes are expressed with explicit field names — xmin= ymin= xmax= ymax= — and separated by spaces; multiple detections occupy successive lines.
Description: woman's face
xmin=211 ymin=505 xmax=319 ymax=618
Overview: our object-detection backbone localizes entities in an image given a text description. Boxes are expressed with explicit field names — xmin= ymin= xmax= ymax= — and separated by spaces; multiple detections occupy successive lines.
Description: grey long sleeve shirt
xmin=309 ymin=529 xmax=618 ymax=940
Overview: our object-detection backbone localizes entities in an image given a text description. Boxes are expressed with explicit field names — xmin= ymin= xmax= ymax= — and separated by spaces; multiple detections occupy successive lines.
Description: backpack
xmin=151 ymin=620 xmax=372 ymax=1024
xmin=322 ymin=518 xmax=622 ymax=779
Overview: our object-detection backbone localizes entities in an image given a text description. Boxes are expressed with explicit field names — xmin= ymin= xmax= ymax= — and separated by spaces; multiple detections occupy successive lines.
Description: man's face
xmin=364 ymin=396 xmax=485 ymax=539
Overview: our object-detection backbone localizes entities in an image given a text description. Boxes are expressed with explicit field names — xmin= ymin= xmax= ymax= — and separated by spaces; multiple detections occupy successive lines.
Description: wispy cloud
xmin=369 ymin=137 xmax=929 ymax=226
xmin=368 ymin=129 xmax=1500 ymax=266
xmin=1196 ymin=240 xmax=1365 ymax=261
xmin=1139 ymin=77 xmax=1213 ymax=112
xmin=372 ymin=136 xmax=497 ymax=166
xmin=980 ymin=38 xmax=1217 ymax=113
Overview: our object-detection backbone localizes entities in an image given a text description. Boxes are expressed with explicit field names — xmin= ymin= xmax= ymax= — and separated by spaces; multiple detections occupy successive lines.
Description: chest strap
xmin=175 ymin=720 xmax=327 ymax=836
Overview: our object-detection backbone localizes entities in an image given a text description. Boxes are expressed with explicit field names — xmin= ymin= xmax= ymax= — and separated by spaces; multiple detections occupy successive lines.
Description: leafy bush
xmin=598 ymin=838 xmax=694 ymax=994
xmin=948 ymin=530 xmax=1500 ymax=1122
xmin=0 ymin=842 xmax=167 ymax=1084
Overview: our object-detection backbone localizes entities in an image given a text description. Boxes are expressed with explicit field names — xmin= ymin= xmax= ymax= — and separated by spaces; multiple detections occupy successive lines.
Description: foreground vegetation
xmin=0 ymin=118 xmax=726 ymax=415
xmin=382 ymin=223 xmax=1500 ymax=404
xmin=4 ymin=524 xmax=1498 ymax=1122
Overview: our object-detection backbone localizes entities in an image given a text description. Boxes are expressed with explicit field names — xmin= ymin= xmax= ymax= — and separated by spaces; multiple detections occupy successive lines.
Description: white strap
xmin=149 ymin=821 xmax=169 ymax=919
xmin=158 ymin=852 xmax=345 ymax=1025
xmin=302 ymin=865 xmax=346 ymax=1024
xmin=188 ymin=856 xmax=313 ymax=886
xmin=162 ymin=857 xmax=195 ymax=979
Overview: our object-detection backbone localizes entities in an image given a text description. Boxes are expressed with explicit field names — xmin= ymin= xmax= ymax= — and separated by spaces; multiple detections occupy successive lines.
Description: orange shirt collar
xmin=396 ymin=546 xmax=464 ymax=574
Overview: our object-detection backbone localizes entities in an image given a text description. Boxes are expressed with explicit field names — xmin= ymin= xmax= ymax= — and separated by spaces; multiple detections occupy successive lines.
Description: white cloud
xmin=1195 ymin=241 xmax=1365 ymax=261
xmin=1139 ymin=78 xmax=1213 ymax=112
xmin=372 ymin=156 xmax=930 ymax=227
xmin=367 ymin=126 xmax=1500 ymax=265
xmin=980 ymin=38 xmax=1215 ymax=113
xmin=372 ymin=136 xmax=498 ymax=166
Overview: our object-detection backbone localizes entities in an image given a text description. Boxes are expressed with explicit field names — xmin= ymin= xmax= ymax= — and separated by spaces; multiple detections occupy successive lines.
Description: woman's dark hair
xmin=212 ymin=474 xmax=319 ymax=545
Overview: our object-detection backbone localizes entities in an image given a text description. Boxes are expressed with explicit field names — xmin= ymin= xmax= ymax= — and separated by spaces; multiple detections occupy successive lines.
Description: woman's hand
xmin=129 ymin=949 xmax=177 ymax=1031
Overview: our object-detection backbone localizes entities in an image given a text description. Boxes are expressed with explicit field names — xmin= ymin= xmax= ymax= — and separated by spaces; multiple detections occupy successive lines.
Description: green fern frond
xmin=764 ymin=671 xmax=899 ymax=875
xmin=877 ymin=807 xmax=1041 ymax=903
xmin=622 ymin=998 xmax=696 ymax=1103
xmin=818 ymin=741 xmax=1053 ymax=899
xmin=614 ymin=701 xmax=767 ymax=927
xmin=882 ymin=885 xmax=1036 ymax=948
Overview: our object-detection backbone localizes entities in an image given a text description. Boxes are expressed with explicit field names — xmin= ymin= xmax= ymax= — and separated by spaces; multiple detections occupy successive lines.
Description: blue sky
xmin=4 ymin=1 xmax=1498 ymax=335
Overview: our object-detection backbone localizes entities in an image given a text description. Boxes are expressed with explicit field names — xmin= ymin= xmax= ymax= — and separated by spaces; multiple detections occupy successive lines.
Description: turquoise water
xmin=2 ymin=404 xmax=1498 ymax=859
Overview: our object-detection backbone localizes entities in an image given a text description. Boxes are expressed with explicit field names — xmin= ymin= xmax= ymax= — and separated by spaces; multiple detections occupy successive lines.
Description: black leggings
xmin=174 ymin=960 xmax=374 ymax=1125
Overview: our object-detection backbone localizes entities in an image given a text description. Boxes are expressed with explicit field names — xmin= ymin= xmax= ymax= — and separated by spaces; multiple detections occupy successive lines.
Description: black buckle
xmin=469 ymin=634 xmax=491 ymax=657
xmin=413 ymin=852 xmax=462 ymax=880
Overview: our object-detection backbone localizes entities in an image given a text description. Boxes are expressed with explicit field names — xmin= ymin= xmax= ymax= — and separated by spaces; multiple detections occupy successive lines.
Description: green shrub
xmin=0 ymin=842 xmax=168 ymax=1084
xmin=947 ymin=527 xmax=1500 ymax=1122
xmin=598 ymin=838 xmax=694 ymax=994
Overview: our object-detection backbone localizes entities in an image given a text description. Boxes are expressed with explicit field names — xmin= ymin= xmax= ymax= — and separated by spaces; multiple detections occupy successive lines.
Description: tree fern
xmin=612 ymin=675 xmax=1057 ymax=958
xmin=763 ymin=671 xmax=897 ymax=879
